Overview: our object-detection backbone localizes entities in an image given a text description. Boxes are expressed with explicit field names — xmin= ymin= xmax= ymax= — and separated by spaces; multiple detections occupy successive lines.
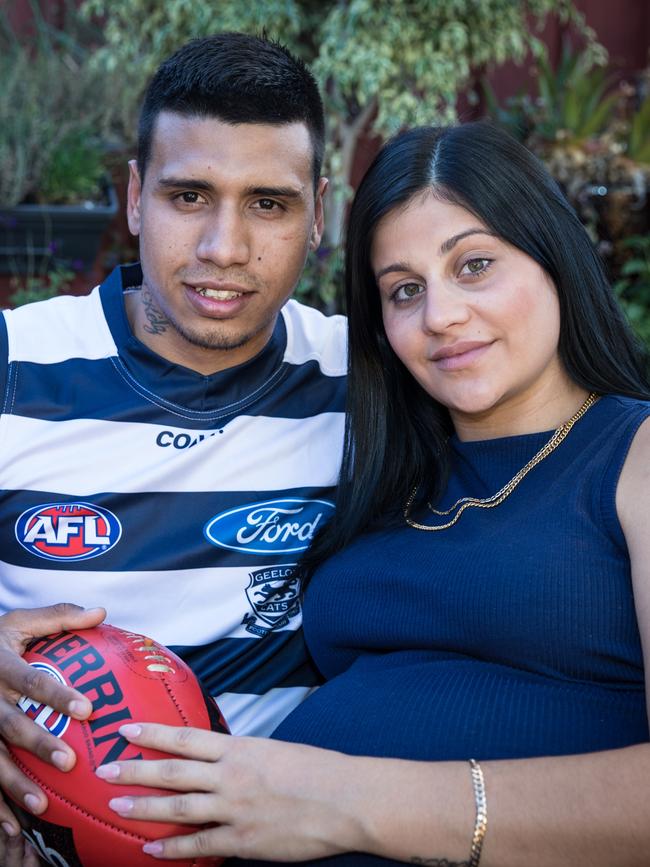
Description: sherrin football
xmin=8 ymin=624 xmax=229 ymax=867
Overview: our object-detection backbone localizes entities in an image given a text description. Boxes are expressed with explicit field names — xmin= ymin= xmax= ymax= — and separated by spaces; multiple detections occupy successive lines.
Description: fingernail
xmin=1 ymin=822 xmax=17 ymax=837
xmin=143 ymin=842 xmax=164 ymax=857
xmin=24 ymin=794 xmax=43 ymax=814
xmin=68 ymin=699 xmax=88 ymax=717
xmin=119 ymin=724 xmax=142 ymax=739
xmin=51 ymin=750 xmax=70 ymax=770
xmin=84 ymin=607 xmax=105 ymax=617
xmin=109 ymin=797 xmax=133 ymax=815
xmin=96 ymin=764 xmax=120 ymax=780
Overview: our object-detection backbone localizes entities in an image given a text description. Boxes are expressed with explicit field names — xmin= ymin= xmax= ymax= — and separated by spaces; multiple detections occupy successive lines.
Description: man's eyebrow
xmin=245 ymin=185 xmax=305 ymax=200
xmin=154 ymin=178 xmax=305 ymax=200
xmin=156 ymin=177 xmax=214 ymax=191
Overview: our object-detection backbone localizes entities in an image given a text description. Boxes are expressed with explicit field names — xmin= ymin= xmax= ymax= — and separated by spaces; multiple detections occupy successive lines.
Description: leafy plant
xmin=534 ymin=40 xmax=616 ymax=143
xmin=8 ymin=265 xmax=75 ymax=308
xmin=614 ymin=235 xmax=650 ymax=347
xmin=626 ymin=95 xmax=650 ymax=165
xmin=0 ymin=1 xmax=120 ymax=207
xmin=295 ymin=246 xmax=345 ymax=315
xmin=79 ymin=0 xmax=595 ymax=312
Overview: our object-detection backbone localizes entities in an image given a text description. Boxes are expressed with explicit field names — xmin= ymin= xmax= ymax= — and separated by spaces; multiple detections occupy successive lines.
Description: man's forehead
xmin=148 ymin=112 xmax=314 ymax=187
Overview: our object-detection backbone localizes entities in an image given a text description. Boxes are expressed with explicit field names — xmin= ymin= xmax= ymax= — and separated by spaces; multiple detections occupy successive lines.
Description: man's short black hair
xmin=137 ymin=32 xmax=325 ymax=188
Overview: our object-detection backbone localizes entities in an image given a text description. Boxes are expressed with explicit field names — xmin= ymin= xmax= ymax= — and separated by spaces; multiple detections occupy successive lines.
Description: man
xmin=0 ymin=32 xmax=346 ymax=860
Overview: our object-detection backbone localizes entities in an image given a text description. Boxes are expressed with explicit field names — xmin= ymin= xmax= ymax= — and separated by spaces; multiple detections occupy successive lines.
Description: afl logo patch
xmin=17 ymin=662 xmax=71 ymax=738
xmin=204 ymin=498 xmax=335 ymax=555
xmin=15 ymin=502 xmax=122 ymax=562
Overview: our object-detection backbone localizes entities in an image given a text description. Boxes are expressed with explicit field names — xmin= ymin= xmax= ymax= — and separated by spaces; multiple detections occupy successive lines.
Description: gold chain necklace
xmin=404 ymin=392 xmax=598 ymax=532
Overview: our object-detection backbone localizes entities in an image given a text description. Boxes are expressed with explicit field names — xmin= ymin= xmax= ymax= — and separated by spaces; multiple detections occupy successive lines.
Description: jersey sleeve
xmin=0 ymin=311 xmax=9 ymax=412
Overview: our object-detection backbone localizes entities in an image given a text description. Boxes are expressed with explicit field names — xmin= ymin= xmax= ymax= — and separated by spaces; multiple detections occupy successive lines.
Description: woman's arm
xmin=97 ymin=727 xmax=650 ymax=866
xmin=95 ymin=417 xmax=650 ymax=866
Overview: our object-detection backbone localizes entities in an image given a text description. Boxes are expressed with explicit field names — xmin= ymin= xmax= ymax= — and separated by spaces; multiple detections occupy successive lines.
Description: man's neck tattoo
xmin=141 ymin=288 xmax=171 ymax=336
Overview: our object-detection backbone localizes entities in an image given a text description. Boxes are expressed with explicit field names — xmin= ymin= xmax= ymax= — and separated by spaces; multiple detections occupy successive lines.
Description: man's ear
xmin=310 ymin=176 xmax=328 ymax=251
xmin=126 ymin=160 xmax=143 ymax=237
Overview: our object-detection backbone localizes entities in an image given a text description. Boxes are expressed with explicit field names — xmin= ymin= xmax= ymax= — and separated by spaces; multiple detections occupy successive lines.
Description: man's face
xmin=127 ymin=112 xmax=326 ymax=374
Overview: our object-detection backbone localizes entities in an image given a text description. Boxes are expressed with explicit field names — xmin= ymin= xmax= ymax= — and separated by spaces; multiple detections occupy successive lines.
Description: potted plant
xmin=0 ymin=4 xmax=119 ymax=275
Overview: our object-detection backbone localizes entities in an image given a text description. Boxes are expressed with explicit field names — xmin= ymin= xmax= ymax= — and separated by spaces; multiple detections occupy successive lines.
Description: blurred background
xmin=1 ymin=0 xmax=649 ymax=341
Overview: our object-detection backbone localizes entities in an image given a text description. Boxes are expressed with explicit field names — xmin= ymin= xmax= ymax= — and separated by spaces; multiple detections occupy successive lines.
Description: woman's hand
xmin=96 ymin=723 xmax=371 ymax=861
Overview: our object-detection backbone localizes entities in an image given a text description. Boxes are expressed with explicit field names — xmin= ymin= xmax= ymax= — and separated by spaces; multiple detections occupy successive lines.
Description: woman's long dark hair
xmin=303 ymin=121 xmax=650 ymax=582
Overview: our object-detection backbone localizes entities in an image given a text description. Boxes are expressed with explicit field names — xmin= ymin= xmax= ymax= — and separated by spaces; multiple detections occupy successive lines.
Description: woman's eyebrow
xmin=439 ymin=228 xmax=498 ymax=254
xmin=375 ymin=229 xmax=499 ymax=281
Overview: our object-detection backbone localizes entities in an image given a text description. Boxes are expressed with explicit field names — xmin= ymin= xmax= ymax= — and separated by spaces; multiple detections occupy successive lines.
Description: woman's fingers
xmin=97 ymin=756 xmax=220 ymax=793
xmin=109 ymin=791 xmax=221 ymax=824
xmin=141 ymin=827 xmax=236 ymax=861
xmin=116 ymin=723 xmax=228 ymax=761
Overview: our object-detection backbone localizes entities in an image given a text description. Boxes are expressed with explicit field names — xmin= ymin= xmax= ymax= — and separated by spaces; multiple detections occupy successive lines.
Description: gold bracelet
xmin=468 ymin=759 xmax=487 ymax=867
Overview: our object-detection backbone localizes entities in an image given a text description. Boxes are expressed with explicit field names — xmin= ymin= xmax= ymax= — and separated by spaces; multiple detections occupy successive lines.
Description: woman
xmin=99 ymin=123 xmax=650 ymax=867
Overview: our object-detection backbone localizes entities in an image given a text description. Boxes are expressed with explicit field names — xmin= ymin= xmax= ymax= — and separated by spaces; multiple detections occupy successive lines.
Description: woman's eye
xmin=460 ymin=257 xmax=492 ymax=277
xmin=393 ymin=283 xmax=424 ymax=303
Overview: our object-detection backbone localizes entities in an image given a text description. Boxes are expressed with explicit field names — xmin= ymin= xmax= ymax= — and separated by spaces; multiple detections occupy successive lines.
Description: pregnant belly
xmin=272 ymin=653 xmax=648 ymax=760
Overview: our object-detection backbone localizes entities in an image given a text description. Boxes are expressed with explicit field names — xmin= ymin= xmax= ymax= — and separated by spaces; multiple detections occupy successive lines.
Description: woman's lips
xmin=431 ymin=341 xmax=493 ymax=371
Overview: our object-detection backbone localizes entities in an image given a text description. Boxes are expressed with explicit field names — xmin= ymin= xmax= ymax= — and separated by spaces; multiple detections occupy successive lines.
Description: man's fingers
xmin=0 ymin=699 xmax=76 ymax=770
xmin=0 ymin=831 xmax=27 ymax=867
xmin=0 ymin=604 xmax=106 ymax=651
xmin=0 ymin=648 xmax=91 ymax=720
xmin=0 ymin=786 xmax=23 ymax=837
xmin=0 ymin=744 xmax=48 ymax=816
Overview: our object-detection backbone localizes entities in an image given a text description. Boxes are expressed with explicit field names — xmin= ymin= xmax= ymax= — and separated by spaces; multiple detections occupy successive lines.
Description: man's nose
xmin=196 ymin=205 xmax=250 ymax=268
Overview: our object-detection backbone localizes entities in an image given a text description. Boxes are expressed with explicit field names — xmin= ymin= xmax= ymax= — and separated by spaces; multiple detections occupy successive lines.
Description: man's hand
xmin=0 ymin=604 xmax=105 ymax=823
xmin=0 ymin=824 xmax=41 ymax=867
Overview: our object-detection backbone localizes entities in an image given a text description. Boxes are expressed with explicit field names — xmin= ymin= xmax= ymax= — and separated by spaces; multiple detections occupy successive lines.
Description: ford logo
xmin=204 ymin=498 xmax=335 ymax=555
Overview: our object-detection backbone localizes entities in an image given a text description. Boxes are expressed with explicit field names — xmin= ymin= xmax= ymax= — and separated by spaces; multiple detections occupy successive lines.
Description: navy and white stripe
xmin=0 ymin=264 xmax=346 ymax=736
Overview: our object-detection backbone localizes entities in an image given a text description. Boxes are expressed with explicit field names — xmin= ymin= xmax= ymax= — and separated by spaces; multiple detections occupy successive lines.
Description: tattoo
xmin=410 ymin=859 xmax=470 ymax=866
xmin=141 ymin=289 xmax=171 ymax=335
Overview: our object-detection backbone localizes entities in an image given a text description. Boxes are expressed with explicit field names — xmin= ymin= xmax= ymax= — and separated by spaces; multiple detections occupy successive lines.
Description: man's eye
xmin=257 ymin=199 xmax=278 ymax=211
xmin=179 ymin=191 xmax=200 ymax=204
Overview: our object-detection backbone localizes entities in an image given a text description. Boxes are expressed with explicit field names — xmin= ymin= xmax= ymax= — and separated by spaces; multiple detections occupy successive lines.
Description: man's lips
xmin=184 ymin=281 xmax=252 ymax=301
xmin=430 ymin=340 xmax=493 ymax=370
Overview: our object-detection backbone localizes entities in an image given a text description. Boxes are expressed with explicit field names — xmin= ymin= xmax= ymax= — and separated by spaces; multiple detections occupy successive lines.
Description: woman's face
xmin=371 ymin=193 xmax=567 ymax=435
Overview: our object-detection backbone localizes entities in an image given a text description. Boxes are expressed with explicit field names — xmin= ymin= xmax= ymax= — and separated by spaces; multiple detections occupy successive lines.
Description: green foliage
xmin=77 ymin=0 xmax=594 ymax=311
xmin=485 ymin=39 xmax=615 ymax=146
xmin=0 ymin=1 xmax=118 ymax=206
xmin=8 ymin=265 xmax=74 ymax=307
xmin=614 ymin=236 xmax=650 ymax=347
xmin=533 ymin=43 xmax=617 ymax=142
xmin=295 ymin=246 xmax=345 ymax=314
xmin=627 ymin=95 xmax=650 ymax=165
xmin=38 ymin=133 xmax=107 ymax=206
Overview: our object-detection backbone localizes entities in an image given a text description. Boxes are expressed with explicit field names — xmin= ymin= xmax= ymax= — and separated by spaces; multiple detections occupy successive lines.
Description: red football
xmin=8 ymin=624 xmax=228 ymax=867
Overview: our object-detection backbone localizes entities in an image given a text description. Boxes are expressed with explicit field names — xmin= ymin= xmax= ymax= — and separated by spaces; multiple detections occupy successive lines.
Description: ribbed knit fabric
xmin=231 ymin=396 xmax=650 ymax=867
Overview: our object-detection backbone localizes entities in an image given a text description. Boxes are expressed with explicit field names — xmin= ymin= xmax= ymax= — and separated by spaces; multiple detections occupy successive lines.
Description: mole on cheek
xmin=258 ymin=256 xmax=262 ymax=261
